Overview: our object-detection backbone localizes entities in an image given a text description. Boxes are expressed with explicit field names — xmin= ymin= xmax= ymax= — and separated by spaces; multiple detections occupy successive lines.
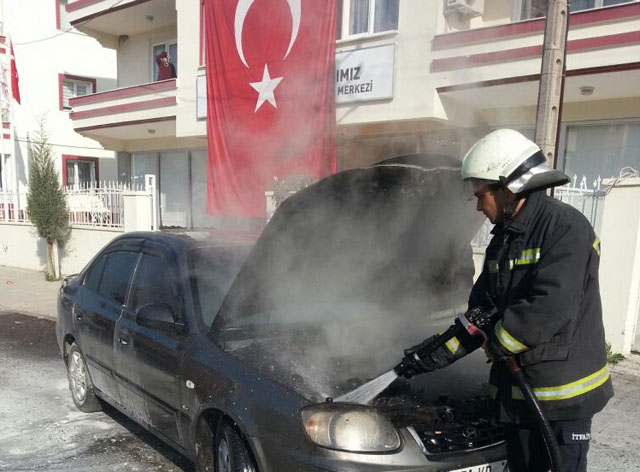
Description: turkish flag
xmin=10 ymin=41 xmax=20 ymax=105
xmin=204 ymin=0 xmax=337 ymax=218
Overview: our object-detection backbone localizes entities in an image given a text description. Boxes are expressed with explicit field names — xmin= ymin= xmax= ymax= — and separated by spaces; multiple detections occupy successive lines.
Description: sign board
xmin=335 ymin=44 xmax=395 ymax=104
xmin=196 ymin=75 xmax=207 ymax=119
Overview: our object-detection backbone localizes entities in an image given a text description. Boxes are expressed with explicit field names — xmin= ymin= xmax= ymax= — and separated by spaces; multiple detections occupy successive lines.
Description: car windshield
xmin=189 ymin=245 xmax=252 ymax=330
xmin=211 ymin=160 xmax=486 ymax=400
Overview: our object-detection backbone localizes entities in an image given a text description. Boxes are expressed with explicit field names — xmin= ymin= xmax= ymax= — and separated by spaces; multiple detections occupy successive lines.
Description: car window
xmin=98 ymin=252 xmax=139 ymax=305
xmin=84 ymin=255 xmax=107 ymax=291
xmin=189 ymin=246 xmax=251 ymax=329
xmin=129 ymin=254 xmax=177 ymax=316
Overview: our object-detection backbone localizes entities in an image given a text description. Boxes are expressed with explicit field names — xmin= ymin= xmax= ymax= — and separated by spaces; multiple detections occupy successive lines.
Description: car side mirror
xmin=136 ymin=303 xmax=184 ymax=333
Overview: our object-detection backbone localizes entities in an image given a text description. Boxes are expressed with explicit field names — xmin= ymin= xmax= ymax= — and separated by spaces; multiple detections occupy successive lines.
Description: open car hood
xmin=211 ymin=154 xmax=488 ymax=401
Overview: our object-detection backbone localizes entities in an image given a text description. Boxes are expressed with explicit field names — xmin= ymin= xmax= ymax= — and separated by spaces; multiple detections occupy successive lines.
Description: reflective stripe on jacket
xmin=469 ymin=191 xmax=613 ymax=423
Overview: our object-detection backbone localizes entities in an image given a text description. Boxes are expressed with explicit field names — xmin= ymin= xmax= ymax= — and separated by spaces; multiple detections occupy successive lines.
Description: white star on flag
xmin=249 ymin=64 xmax=283 ymax=112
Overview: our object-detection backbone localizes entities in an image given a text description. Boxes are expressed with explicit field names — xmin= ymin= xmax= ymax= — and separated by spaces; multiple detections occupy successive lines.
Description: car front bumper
xmin=248 ymin=428 xmax=507 ymax=472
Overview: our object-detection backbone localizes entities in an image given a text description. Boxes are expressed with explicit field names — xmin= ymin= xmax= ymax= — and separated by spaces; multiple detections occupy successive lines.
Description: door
xmin=190 ymin=150 xmax=217 ymax=228
xmin=114 ymin=248 xmax=186 ymax=445
xmin=74 ymin=250 xmax=139 ymax=401
xmin=160 ymin=151 xmax=190 ymax=228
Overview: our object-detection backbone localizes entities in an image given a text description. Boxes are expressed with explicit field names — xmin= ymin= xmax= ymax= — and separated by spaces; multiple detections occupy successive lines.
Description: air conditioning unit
xmin=444 ymin=0 xmax=484 ymax=18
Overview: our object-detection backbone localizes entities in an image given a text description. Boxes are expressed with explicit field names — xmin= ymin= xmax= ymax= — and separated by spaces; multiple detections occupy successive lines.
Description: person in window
xmin=156 ymin=51 xmax=177 ymax=81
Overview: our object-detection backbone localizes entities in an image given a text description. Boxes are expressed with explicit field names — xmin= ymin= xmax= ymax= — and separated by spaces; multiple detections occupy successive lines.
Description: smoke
xmin=210 ymin=156 xmax=489 ymax=401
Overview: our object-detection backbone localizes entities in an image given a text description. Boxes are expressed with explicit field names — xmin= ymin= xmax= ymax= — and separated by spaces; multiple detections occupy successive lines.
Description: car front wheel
xmin=66 ymin=342 xmax=102 ymax=412
xmin=215 ymin=421 xmax=257 ymax=472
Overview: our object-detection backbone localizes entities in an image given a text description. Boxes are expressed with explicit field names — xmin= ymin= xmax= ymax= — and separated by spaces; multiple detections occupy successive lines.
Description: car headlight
xmin=301 ymin=403 xmax=401 ymax=453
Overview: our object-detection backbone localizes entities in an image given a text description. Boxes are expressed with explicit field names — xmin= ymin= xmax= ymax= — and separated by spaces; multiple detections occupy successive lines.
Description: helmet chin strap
xmin=493 ymin=185 xmax=519 ymax=225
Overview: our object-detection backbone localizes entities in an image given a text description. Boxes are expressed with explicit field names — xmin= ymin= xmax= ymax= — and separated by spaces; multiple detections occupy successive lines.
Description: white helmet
xmin=461 ymin=129 xmax=569 ymax=194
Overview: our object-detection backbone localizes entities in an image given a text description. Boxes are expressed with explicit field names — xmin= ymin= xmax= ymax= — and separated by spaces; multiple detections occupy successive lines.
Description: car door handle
xmin=118 ymin=335 xmax=129 ymax=345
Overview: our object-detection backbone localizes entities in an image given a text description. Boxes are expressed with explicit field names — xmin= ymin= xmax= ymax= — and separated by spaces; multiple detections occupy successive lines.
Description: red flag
xmin=204 ymin=0 xmax=337 ymax=218
xmin=10 ymin=41 xmax=20 ymax=105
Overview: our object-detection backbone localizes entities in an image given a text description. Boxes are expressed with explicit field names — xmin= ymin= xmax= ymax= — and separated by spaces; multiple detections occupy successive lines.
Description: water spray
xmin=336 ymin=369 xmax=398 ymax=404
xmin=337 ymin=306 xmax=495 ymax=404
xmin=336 ymin=304 xmax=563 ymax=471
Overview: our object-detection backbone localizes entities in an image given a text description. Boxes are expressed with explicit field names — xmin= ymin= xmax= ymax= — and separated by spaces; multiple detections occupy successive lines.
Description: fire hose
xmin=504 ymin=356 xmax=562 ymax=472
xmin=395 ymin=307 xmax=563 ymax=472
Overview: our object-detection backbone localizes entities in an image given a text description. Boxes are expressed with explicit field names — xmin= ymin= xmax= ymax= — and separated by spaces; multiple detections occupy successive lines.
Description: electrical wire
xmin=13 ymin=28 xmax=86 ymax=46
xmin=14 ymin=0 xmax=128 ymax=46
xmin=604 ymin=166 xmax=640 ymax=194
xmin=14 ymin=137 xmax=109 ymax=152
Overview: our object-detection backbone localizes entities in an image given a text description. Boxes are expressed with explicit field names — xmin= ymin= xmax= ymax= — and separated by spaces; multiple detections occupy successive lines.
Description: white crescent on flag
xmin=234 ymin=0 xmax=301 ymax=68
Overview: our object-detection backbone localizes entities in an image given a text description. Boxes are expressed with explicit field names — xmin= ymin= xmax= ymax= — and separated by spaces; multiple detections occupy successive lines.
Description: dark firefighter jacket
xmin=445 ymin=190 xmax=613 ymax=423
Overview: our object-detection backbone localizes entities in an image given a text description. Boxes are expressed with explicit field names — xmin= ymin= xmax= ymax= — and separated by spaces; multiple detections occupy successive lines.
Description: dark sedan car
xmin=57 ymin=154 xmax=507 ymax=472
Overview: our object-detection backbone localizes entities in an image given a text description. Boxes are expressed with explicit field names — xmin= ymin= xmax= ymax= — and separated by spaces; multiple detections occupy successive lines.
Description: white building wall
xmin=599 ymin=178 xmax=640 ymax=355
xmin=1 ymin=0 xmax=117 ymax=194
xmin=336 ymin=0 xmax=441 ymax=126
xmin=0 ymin=223 xmax=120 ymax=274
xmin=175 ymin=0 xmax=205 ymax=138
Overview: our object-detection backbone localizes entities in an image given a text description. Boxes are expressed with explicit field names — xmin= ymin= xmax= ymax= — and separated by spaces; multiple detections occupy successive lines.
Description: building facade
xmin=65 ymin=0 xmax=640 ymax=228
xmin=0 ymin=0 xmax=117 ymax=196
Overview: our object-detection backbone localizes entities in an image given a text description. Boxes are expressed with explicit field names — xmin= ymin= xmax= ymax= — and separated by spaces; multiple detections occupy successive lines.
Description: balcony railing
xmin=69 ymin=79 xmax=177 ymax=138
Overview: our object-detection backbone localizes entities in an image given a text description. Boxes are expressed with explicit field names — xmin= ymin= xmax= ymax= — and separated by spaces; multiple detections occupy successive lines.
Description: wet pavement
xmin=0 ymin=311 xmax=193 ymax=472
xmin=1 ymin=263 xmax=640 ymax=471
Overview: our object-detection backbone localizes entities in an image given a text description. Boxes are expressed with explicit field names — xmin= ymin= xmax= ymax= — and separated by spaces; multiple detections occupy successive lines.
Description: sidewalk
xmin=0 ymin=265 xmax=60 ymax=320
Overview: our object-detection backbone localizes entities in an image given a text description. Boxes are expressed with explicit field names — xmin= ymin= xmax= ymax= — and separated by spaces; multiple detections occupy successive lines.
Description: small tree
xmin=27 ymin=121 xmax=69 ymax=280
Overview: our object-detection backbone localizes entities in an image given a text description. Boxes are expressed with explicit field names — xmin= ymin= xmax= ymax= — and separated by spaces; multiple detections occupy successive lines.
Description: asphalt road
xmin=1 ymin=311 xmax=639 ymax=471
xmin=0 ymin=312 xmax=194 ymax=472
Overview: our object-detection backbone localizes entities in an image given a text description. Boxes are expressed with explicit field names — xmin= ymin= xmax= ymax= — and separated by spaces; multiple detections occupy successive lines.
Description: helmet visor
xmin=507 ymin=163 xmax=552 ymax=192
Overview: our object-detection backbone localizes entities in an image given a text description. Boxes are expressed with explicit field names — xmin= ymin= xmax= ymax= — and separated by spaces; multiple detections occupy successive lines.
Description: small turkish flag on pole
xmin=10 ymin=41 xmax=21 ymax=105
xmin=204 ymin=0 xmax=337 ymax=218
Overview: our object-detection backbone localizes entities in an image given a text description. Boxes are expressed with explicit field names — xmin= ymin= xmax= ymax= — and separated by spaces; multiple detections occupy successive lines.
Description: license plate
xmin=445 ymin=459 xmax=508 ymax=472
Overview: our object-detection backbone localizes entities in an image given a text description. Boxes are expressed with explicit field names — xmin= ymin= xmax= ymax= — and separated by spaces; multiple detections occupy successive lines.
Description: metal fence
xmin=64 ymin=181 xmax=146 ymax=229
xmin=0 ymin=180 xmax=149 ymax=229
xmin=554 ymin=175 xmax=606 ymax=235
xmin=0 ymin=191 xmax=29 ymax=223
xmin=472 ymin=174 xmax=606 ymax=249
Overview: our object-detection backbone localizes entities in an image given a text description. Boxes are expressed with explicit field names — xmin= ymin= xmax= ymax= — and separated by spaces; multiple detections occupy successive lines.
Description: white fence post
xmin=1 ymin=191 xmax=7 ymax=221
xmin=145 ymin=174 xmax=158 ymax=231
xmin=122 ymin=189 xmax=153 ymax=232
xmin=12 ymin=191 xmax=17 ymax=222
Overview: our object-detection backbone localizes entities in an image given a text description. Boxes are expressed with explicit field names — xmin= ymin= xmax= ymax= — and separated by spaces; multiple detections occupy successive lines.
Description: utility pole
xmin=534 ymin=0 xmax=570 ymax=168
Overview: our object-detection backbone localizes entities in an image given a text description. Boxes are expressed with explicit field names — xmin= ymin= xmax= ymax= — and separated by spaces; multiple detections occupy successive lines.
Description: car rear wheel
xmin=215 ymin=421 xmax=257 ymax=472
xmin=66 ymin=342 xmax=102 ymax=412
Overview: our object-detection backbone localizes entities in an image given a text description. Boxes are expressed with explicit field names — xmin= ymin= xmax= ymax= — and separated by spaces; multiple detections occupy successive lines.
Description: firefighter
xmin=397 ymin=129 xmax=614 ymax=471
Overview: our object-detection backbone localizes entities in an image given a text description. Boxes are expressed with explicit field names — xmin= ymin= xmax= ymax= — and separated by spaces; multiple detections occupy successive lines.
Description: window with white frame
xmin=152 ymin=41 xmax=178 ymax=81
xmin=61 ymin=78 xmax=93 ymax=110
xmin=519 ymin=0 xmax=635 ymax=20
xmin=64 ymin=157 xmax=98 ymax=188
xmin=561 ymin=121 xmax=640 ymax=183
xmin=336 ymin=0 xmax=399 ymax=39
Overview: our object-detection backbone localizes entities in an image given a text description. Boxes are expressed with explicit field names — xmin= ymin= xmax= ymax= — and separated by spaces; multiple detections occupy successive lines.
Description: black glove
xmin=395 ymin=334 xmax=448 ymax=379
